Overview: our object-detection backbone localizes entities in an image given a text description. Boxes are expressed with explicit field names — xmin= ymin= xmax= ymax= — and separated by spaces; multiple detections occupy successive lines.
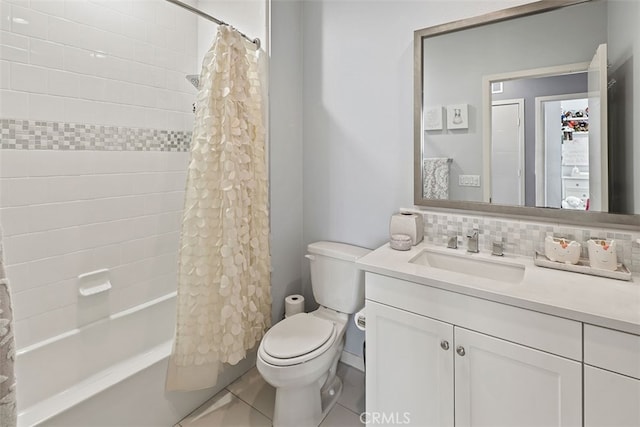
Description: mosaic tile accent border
xmin=417 ymin=210 xmax=640 ymax=274
xmin=0 ymin=119 xmax=191 ymax=152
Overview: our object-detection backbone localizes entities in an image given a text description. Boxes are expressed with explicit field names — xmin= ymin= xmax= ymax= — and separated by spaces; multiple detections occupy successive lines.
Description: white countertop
xmin=356 ymin=242 xmax=640 ymax=335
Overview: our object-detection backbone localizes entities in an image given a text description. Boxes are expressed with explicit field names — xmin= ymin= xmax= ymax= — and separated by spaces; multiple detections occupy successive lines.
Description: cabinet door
xmin=585 ymin=365 xmax=640 ymax=427
xmin=454 ymin=327 xmax=582 ymax=427
xmin=366 ymin=300 xmax=454 ymax=427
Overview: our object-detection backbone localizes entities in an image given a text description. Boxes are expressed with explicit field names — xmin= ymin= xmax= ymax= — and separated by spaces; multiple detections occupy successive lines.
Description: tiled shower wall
xmin=418 ymin=209 xmax=640 ymax=274
xmin=0 ymin=0 xmax=199 ymax=350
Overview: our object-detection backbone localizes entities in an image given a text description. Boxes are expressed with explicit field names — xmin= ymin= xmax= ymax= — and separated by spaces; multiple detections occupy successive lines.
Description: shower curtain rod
xmin=164 ymin=0 xmax=261 ymax=49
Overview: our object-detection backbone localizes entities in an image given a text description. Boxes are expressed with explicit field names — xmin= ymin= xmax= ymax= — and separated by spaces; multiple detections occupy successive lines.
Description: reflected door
xmin=491 ymin=100 xmax=524 ymax=205
xmin=588 ymin=43 xmax=609 ymax=211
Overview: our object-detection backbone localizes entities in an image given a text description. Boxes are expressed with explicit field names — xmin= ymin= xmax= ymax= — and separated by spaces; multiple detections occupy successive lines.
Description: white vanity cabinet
xmin=584 ymin=325 xmax=640 ymax=427
xmin=365 ymin=273 xmax=583 ymax=427
xmin=366 ymin=300 xmax=454 ymax=427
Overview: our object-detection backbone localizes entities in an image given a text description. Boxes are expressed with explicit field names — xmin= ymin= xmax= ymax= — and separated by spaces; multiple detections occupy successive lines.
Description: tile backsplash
xmin=416 ymin=210 xmax=640 ymax=274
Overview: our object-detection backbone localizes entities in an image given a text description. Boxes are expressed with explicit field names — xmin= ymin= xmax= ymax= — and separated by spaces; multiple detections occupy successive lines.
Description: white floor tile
xmin=321 ymin=404 xmax=363 ymax=427
xmin=180 ymin=389 xmax=271 ymax=427
xmin=226 ymin=366 xmax=276 ymax=420
xmin=337 ymin=363 xmax=365 ymax=415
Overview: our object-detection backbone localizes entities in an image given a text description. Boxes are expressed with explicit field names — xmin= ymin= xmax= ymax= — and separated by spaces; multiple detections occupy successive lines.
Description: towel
xmin=0 ymin=227 xmax=16 ymax=427
xmin=423 ymin=158 xmax=451 ymax=199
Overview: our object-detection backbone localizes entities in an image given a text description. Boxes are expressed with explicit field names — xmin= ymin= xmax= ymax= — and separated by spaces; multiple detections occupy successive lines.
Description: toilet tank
xmin=307 ymin=241 xmax=371 ymax=314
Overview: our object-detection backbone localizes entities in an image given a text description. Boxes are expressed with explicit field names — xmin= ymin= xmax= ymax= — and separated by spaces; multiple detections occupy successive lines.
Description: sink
xmin=409 ymin=249 xmax=525 ymax=284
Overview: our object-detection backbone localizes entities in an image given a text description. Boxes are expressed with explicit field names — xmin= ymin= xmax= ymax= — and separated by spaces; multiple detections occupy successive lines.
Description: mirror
xmin=414 ymin=0 xmax=640 ymax=226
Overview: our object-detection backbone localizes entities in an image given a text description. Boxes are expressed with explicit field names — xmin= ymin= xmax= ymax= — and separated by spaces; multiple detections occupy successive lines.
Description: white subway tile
xmin=30 ymin=0 xmax=65 ymax=17
xmin=3 ymin=226 xmax=83 ymax=264
xmin=131 ymin=40 xmax=155 ymax=66
xmin=29 ymin=93 xmax=66 ymax=122
xmin=13 ymin=278 xmax=77 ymax=320
xmin=90 ymin=0 xmax=132 ymax=16
xmin=0 ymin=29 xmax=28 ymax=63
xmin=28 ymin=200 xmax=85 ymax=233
xmin=48 ymin=69 xmax=78 ymax=97
xmin=129 ymin=61 xmax=164 ymax=87
xmin=30 ymin=38 xmax=64 ymax=69
xmin=0 ymin=1 xmax=11 ymax=31
xmin=48 ymin=15 xmax=81 ymax=46
xmin=26 ymin=149 xmax=93 ymax=177
xmin=155 ymin=1 xmax=176 ymax=30
xmin=123 ymin=214 xmax=158 ymax=240
xmin=63 ymin=45 xmax=96 ymax=75
xmin=166 ymin=110 xmax=184 ymax=130
xmin=143 ymin=107 xmax=168 ymax=130
xmin=133 ymin=83 xmax=157 ymax=108
xmin=15 ymin=304 xmax=77 ymax=349
xmin=0 ymin=59 xmax=9 ymax=88
xmin=131 ymin=0 xmax=157 ymax=21
xmin=153 ymin=46 xmax=177 ymax=70
xmin=10 ymin=5 xmax=48 ymax=39
xmin=109 ymin=271 xmax=175 ymax=313
xmin=0 ymin=151 xmax=32 ymax=178
xmin=76 ymin=73 xmax=106 ymax=101
xmin=93 ymin=54 xmax=129 ymax=81
xmin=17 ymin=253 xmax=78 ymax=291
xmin=143 ymin=191 xmax=184 ymax=215
xmin=64 ymin=0 xmax=122 ymax=35
xmin=145 ymin=22 xmax=167 ymax=48
xmin=3 ymin=262 xmax=30 ymax=291
xmin=10 ymin=62 xmax=48 ymax=93
xmin=64 ymin=97 xmax=98 ymax=124
xmin=0 ymin=89 xmax=28 ymax=118
xmin=0 ymin=206 xmax=30 ymax=235
xmin=155 ymin=88 xmax=179 ymax=110
xmin=165 ymin=28 xmax=185 ymax=53
xmin=121 ymin=14 xmax=147 ymax=42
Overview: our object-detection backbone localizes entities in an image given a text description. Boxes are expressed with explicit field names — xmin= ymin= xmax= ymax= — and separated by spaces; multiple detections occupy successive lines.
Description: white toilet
xmin=257 ymin=241 xmax=370 ymax=427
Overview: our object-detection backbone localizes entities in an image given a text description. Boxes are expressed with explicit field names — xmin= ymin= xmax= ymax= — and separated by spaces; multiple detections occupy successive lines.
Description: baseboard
xmin=340 ymin=350 xmax=364 ymax=372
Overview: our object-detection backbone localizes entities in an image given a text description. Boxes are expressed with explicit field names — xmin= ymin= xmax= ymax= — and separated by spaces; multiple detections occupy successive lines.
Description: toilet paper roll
xmin=285 ymin=294 xmax=305 ymax=318
xmin=354 ymin=308 xmax=366 ymax=331
xmin=389 ymin=212 xmax=424 ymax=245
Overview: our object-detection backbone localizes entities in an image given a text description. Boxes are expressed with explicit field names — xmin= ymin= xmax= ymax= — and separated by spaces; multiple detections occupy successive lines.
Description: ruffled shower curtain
xmin=166 ymin=26 xmax=271 ymax=391
xmin=0 ymin=226 xmax=17 ymax=426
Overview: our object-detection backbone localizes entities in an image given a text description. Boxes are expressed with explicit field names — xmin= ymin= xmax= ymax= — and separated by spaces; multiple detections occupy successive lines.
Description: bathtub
xmin=16 ymin=292 xmax=256 ymax=427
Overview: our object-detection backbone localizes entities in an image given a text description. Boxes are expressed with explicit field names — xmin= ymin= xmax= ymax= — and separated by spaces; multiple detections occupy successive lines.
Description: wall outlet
xmin=458 ymin=175 xmax=481 ymax=187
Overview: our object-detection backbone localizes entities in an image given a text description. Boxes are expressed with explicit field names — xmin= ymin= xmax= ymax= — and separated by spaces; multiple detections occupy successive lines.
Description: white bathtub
xmin=16 ymin=292 xmax=256 ymax=427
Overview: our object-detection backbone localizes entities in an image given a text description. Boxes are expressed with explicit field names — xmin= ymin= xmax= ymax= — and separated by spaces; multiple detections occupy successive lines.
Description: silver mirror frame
xmin=414 ymin=0 xmax=640 ymax=228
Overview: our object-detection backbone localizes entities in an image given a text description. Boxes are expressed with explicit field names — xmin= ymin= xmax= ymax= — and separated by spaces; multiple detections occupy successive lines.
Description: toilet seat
xmin=259 ymin=314 xmax=337 ymax=367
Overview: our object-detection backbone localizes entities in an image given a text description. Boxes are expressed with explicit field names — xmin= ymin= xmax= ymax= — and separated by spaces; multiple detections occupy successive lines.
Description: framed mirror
xmin=414 ymin=0 xmax=640 ymax=227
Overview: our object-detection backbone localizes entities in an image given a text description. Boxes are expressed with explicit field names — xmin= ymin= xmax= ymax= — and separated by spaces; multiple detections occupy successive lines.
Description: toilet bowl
xmin=256 ymin=241 xmax=370 ymax=427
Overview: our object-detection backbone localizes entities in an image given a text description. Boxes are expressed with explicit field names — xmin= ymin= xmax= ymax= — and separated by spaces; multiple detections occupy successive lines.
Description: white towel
xmin=423 ymin=158 xmax=451 ymax=199
xmin=0 ymin=227 xmax=16 ymax=427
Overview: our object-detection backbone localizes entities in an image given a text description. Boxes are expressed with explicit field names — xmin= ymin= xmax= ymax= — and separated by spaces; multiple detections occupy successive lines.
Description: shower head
xmin=186 ymin=75 xmax=200 ymax=89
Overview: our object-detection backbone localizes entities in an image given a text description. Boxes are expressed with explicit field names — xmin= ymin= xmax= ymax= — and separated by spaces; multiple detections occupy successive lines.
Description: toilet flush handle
xmin=305 ymin=254 xmax=316 ymax=261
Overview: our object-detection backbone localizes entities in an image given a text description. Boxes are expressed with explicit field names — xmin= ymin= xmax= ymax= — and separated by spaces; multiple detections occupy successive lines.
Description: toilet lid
xmin=263 ymin=314 xmax=335 ymax=359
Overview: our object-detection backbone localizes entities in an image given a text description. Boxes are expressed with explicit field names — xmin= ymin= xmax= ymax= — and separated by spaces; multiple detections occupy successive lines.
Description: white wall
xmin=301 ymin=0 xmax=537 ymax=356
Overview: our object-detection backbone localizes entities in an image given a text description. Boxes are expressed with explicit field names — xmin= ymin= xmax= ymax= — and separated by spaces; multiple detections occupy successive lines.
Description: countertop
xmin=356 ymin=242 xmax=640 ymax=335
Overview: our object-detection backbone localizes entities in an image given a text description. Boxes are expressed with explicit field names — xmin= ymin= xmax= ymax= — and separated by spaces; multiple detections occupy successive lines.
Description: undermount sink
xmin=409 ymin=249 xmax=525 ymax=284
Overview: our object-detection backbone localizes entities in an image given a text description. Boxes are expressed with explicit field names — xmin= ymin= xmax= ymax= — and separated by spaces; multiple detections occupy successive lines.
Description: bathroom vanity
xmin=357 ymin=243 xmax=640 ymax=427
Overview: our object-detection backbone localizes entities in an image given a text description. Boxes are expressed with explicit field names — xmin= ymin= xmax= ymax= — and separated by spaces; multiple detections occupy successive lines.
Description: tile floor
xmin=176 ymin=363 xmax=365 ymax=427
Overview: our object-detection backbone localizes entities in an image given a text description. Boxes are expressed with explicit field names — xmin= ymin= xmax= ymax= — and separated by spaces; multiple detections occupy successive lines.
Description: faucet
xmin=466 ymin=228 xmax=479 ymax=253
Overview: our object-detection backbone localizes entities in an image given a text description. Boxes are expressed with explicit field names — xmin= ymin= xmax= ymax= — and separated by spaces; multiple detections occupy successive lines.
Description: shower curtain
xmin=0 ymin=226 xmax=17 ymax=427
xmin=166 ymin=26 xmax=271 ymax=391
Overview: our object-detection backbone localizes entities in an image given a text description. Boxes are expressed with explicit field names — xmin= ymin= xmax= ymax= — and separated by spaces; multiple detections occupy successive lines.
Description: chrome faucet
xmin=466 ymin=228 xmax=479 ymax=253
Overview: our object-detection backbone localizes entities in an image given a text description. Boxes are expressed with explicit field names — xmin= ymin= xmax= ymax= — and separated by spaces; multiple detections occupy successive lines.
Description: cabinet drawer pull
xmin=440 ymin=340 xmax=450 ymax=350
xmin=456 ymin=346 xmax=466 ymax=356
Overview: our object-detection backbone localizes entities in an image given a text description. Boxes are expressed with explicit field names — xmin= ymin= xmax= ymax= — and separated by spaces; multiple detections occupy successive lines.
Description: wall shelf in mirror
xmin=414 ymin=0 xmax=640 ymax=227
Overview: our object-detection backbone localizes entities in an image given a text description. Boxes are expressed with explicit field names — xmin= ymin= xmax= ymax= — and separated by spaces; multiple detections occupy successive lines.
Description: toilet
xmin=257 ymin=241 xmax=370 ymax=427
